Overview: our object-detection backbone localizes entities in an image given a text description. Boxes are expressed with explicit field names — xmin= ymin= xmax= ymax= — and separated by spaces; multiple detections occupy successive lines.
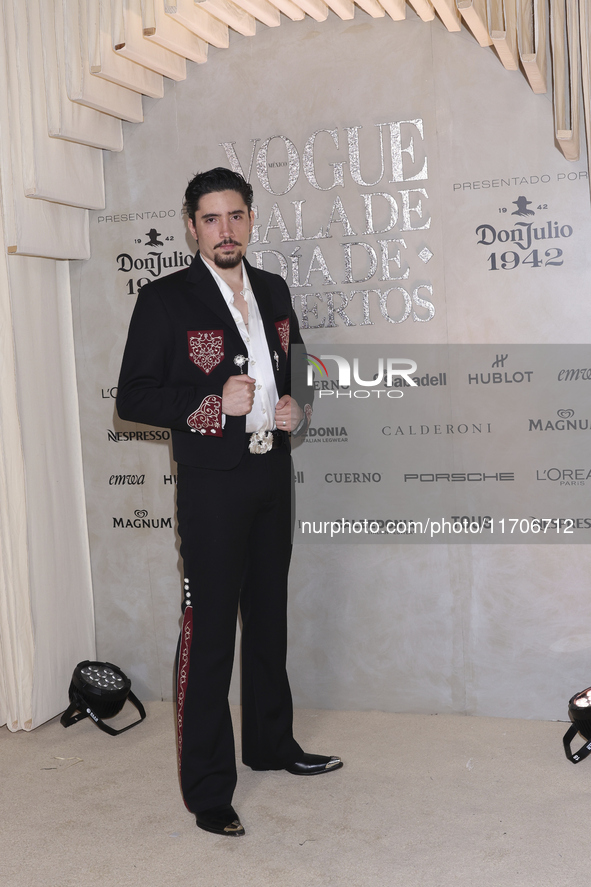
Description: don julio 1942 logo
xmin=475 ymin=196 xmax=572 ymax=271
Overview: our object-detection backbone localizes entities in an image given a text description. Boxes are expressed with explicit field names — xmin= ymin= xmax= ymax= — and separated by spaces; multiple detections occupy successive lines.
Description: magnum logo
xmin=113 ymin=509 xmax=172 ymax=529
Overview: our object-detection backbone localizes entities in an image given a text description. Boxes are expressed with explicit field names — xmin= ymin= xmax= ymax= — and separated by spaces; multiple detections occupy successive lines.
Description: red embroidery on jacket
xmin=177 ymin=604 xmax=193 ymax=807
xmin=275 ymin=319 xmax=289 ymax=356
xmin=187 ymin=395 xmax=223 ymax=437
xmin=187 ymin=330 xmax=224 ymax=374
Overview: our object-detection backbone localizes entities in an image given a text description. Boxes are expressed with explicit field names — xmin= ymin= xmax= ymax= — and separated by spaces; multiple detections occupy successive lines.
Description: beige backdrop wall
xmin=70 ymin=13 xmax=591 ymax=720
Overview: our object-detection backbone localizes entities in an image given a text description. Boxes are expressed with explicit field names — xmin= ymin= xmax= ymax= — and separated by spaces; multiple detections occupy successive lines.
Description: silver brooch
xmin=273 ymin=351 xmax=279 ymax=371
xmin=233 ymin=354 xmax=247 ymax=374
xmin=248 ymin=431 xmax=273 ymax=454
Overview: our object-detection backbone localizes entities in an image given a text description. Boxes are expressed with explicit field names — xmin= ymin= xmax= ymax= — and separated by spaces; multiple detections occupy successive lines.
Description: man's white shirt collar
xmin=200 ymin=254 xmax=279 ymax=432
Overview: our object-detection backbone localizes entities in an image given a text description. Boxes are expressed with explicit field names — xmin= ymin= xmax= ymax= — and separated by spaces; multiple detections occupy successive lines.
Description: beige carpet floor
xmin=2 ymin=703 xmax=589 ymax=887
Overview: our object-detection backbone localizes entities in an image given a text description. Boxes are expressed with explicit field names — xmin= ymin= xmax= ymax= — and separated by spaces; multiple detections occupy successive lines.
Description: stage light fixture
xmin=563 ymin=687 xmax=591 ymax=762
xmin=60 ymin=660 xmax=146 ymax=736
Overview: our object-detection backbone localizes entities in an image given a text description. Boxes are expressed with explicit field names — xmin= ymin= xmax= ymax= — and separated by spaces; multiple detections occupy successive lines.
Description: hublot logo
xmin=468 ymin=353 xmax=533 ymax=385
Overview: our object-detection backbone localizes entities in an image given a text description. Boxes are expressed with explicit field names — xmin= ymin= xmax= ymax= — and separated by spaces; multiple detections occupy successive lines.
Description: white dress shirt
xmin=201 ymin=257 xmax=279 ymax=432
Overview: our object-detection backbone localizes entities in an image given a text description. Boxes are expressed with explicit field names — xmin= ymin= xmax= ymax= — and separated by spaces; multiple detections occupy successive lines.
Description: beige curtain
xmin=9 ymin=256 xmax=96 ymax=728
xmin=0 ymin=246 xmax=97 ymax=730
xmin=0 ymin=208 xmax=35 ymax=732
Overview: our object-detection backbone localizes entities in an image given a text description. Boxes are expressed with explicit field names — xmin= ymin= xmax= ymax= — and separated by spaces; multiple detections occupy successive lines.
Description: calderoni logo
xmin=536 ymin=468 xmax=591 ymax=486
xmin=113 ymin=509 xmax=173 ymax=529
xmin=382 ymin=421 xmax=492 ymax=436
xmin=305 ymin=426 xmax=348 ymax=442
xmin=529 ymin=409 xmax=591 ymax=431
xmin=108 ymin=429 xmax=171 ymax=441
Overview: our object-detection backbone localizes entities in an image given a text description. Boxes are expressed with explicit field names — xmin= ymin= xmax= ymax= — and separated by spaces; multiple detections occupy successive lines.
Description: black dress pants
xmin=175 ymin=437 xmax=302 ymax=814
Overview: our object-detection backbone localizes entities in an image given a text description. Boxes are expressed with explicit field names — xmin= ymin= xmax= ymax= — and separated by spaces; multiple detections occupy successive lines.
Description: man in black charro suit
xmin=117 ymin=168 xmax=342 ymax=837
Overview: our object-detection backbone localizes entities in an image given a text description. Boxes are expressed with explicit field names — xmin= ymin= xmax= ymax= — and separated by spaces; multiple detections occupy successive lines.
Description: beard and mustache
xmin=213 ymin=239 xmax=243 ymax=269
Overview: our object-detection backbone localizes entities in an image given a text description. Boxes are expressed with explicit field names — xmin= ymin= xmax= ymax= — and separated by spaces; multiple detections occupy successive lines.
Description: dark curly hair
xmin=183 ymin=168 xmax=254 ymax=223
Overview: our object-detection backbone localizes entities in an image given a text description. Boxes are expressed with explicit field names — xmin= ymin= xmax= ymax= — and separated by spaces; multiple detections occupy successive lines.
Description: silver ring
xmin=283 ymin=421 xmax=286 ymax=426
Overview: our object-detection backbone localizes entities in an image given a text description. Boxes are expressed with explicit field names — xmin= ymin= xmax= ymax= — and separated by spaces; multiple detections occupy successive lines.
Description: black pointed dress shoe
xmin=195 ymin=804 xmax=245 ymax=836
xmin=285 ymin=753 xmax=343 ymax=775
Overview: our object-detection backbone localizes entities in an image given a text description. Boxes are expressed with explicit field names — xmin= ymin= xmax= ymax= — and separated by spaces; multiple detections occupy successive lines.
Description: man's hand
xmin=222 ymin=375 xmax=256 ymax=416
xmin=274 ymin=395 xmax=303 ymax=432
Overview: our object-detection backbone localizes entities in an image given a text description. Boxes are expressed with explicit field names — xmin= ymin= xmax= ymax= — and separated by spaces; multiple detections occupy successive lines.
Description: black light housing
xmin=563 ymin=687 xmax=591 ymax=763
xmin=60 ymin=660 xmax=146 ymax=736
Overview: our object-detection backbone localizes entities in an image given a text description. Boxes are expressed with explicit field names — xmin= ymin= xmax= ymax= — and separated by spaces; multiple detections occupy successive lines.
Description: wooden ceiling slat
xmin=430 ymin=0 xmax=461 ymax=30
xmin=0 ymin=1 xmax=90 ymax=259
xmin=142 ymin=0 xmax=208 ymax=63
xmin=265 ymin=0 xmax=306 ymax=20
xmin=41 ymin=0 xmax=123 ymax=150
xmin=550 ymin=0 xmax=580 ymax=160
xmin=457 ymin=0 xmax=493 ymax=46
xmin=406 ymin=0 xmax=435 ymax=23
xmin=288 ymin=0 xmax=329 ymax=23
xmin=516 ymin=0 xmax=547 ymax=93
xmin=194 ymin=0 xmax=257 ymax=35
xmin=379 ymin=0 xmax=405 ymax=21
xmin=164 ymin=0 xmax=229 ymax=48
xmin=579 ymin=0 xmax=591 ymax=197
xmin=230 ymin=0 xmax=282 ymax=27
xmin=89 ymin=0 xmax=165 ymax=97
xmin=63 ymin=0 xmax=144 ymax=122
xmin=488 ymin=0 xmax=519 ymax=70
xmin=112 ymin=0 xmax=187 ymax=80
xmin=9 ymin=0 xmax=105 ymax=210
xmin=354 ymin=0 xmax=386 ymax=18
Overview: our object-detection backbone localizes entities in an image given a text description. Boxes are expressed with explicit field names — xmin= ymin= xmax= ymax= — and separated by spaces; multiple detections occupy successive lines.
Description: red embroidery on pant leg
xmin=177 ymin=605 xmax=193 ymax=808
xmin=187 ymin=395 xmax=223 ymax=437
xmin=275 ymin=319 xmax=290 ymax=356
xmin=187 ymin=330 xmax=224 ymax=374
